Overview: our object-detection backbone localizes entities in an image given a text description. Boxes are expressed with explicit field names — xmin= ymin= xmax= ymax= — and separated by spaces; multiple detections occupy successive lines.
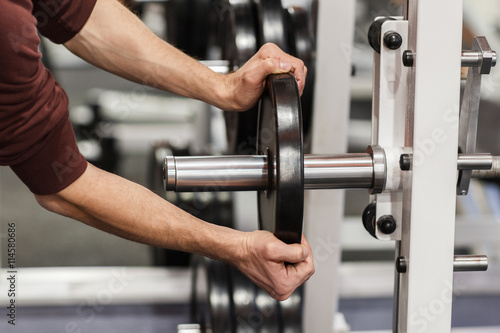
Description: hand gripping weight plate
xmin=257 ymin=73 xmax=304 ymax=245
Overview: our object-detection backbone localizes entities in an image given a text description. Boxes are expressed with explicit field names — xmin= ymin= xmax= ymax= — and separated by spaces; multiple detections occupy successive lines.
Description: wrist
xmin=212 ymin=73 xmax=237 ymax=111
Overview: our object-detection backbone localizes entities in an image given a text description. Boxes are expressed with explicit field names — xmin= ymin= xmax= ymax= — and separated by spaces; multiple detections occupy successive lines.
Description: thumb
xmin=279 ymin=60 xmax=292 ymax=72
xmin=270 ymin=241 xmax=309 ymax=264
xmin=257 ymin=58 xmax=293 ymax=78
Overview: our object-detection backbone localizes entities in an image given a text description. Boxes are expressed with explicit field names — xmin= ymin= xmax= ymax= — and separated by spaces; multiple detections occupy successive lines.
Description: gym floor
xmin=0 ymin=296 xmax=499 ymax=332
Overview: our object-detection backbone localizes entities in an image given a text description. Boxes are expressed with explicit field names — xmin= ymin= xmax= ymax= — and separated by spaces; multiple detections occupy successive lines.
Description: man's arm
xmin=53 ymin=0 xmax=314 ymax=300
xmin=36 ymin=164 xmax=314 ymax=301
xmin=64 ymin=0 xmax=306 ymax=111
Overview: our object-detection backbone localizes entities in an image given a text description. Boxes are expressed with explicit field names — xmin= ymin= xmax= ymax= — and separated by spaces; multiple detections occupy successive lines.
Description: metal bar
xmin=460 ymin=50 xmax=496 ymax=68
xmin=164 ymin=153 xmax=495 ymax=192
xmin=457 ymin=153 xmax=492 ymax=170
xmin=453 ymin=255 xmax=488 ymax=272
xmin=164 ymin=154 xmax=374 ymax=192
xmin=461 ymin=51 xmax=482 ymax=67
xmin=472 ymin=156 xmax=500 ymax=178
xmin=304 ymin=154 xmax=373 ymax=189
xmin=164 ymin=155 xmax=268 ymax=192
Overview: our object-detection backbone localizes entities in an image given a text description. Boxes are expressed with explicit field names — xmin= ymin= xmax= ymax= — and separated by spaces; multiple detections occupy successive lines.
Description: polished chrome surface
xmin=461 ymin=51 xmax=482 ymax=67
xmin=368 ymin=145 xmax=386 ymax=194
xmin=164 ymin=154 xmax=374 ymax=192
xmin=453 ymin=255 xmax=488 ymax=272
xmin=457 ymin=153 xmax=492 ymax=170
xmin=304 ymin=154 xmax=373 ymax=189
xmin=472 ymin=156 xmax=500 ymax=178
xmin=164 ymin=153 xmax=500 ymax=192
xmin=164 ymin=155 xmax=268 ymax=192
xmin=457 ymin=37 xmax=496 ymax=195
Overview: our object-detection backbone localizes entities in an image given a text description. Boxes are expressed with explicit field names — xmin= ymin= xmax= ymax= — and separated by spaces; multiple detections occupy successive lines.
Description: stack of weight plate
xmin=191 ymin=256 xmax=303 ymax=333
xmin=219 ymin=0 xmax=316 ymax=155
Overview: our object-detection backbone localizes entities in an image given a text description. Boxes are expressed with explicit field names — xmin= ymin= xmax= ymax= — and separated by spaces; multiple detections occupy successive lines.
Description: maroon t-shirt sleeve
xmin=10 ymin=119 xmax=88 ymax=195
xmin=0 ymin=0 xmax=95 ymax=195
xmin=34 ymin=0 xmax=97 ymax=44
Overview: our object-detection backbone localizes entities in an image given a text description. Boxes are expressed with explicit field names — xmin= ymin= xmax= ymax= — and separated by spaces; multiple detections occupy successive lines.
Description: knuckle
xmin=262 ymin=242 xmax=277 ymax=258
xmin=262 ymin=42 xmax=277 ymax=52
xmin=264 ymin=58 xmax=277 ymax=71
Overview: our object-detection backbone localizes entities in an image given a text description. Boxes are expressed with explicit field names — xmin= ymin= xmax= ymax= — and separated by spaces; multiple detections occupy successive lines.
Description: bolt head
xmin=383 ymin=31 xmax=403 ymax=50
xmin=403 ymin=50 xmax=414 ymax=67
xmin=399 ymin=154 xmax=411 ymax=171
xmin=377 ymin=215 xmax=397 ymax=235
xmin=396 ymin=256 xmax=408 ymax=273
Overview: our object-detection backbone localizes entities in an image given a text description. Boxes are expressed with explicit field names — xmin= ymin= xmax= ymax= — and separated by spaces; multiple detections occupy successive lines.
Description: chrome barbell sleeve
xmin=164 ymin=154 xmax=375 ymax=192
xmin=164 ymin=153 xmax=498 ymax=192
xmin=164 ymin=155 xmax=268 ymax=192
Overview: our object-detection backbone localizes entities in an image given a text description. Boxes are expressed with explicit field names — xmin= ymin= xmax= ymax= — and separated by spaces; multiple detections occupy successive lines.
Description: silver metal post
xmin=472 ymin=156 xmax=500 ymax=178
xmin=164 ymin=154 xmax=374 ymax=192
xmin=453 ymin=255 xmax=488 ymax=272
xmin=461 ymin=50 xmax=497 ymax=68
xmin=164 ymin=153 xmax=496 ymax=192
xmin=458 ymin=153 xmax=492 ymax=170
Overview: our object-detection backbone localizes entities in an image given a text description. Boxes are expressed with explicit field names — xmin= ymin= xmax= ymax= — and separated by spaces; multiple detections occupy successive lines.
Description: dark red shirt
xmin=0 ymin=0 xmax=96 ymax=194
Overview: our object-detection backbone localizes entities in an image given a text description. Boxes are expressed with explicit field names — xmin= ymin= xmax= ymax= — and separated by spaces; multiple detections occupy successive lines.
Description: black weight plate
xmin=254 ymin=0 xmax=288 ymax=52
xmin=191 ymin=256 xmax=211 ymax=331
xmin=222 ymin=0 xmax=258 ymax=68
xmin=285 ymin=6 xmax=315 ymax=146
xmin=191 ymin=256 xmax=234 ymax=333
xmin=257 ymin=73 xmax=304 ymax=245
xmin=226 ymin=0 xmax=289 ymax=154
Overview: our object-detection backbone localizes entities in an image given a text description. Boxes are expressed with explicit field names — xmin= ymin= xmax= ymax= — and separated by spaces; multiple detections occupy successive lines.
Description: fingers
xmin=238 ymin=231 xmax=315 ymax=301
xmin=265 ymin=240 xmax=308 ymax=264
xmin=254 ymin=43 xmax=307 ymax=94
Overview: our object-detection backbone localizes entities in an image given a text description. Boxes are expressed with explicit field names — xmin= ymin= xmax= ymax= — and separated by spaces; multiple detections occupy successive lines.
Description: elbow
xmin=34 ymin=194 xmax=67 ymax=215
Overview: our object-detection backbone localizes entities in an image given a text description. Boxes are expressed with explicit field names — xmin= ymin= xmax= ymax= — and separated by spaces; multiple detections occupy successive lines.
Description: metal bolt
xmin=377 ymin=215 xmax=397 ymax=235
xmin=399 ymin=154 xmax=411 ymax=171
xmin=396 ymin=256 xmax=408 ymax=273
xmin=403 ymin=50 xmax=414 ymax=67
xmin=383 ymin=31 xmax=403 ymax=50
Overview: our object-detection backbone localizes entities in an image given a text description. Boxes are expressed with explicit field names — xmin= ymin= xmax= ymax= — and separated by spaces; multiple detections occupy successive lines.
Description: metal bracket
xmin=369 ymin=18 xmax=408 ymax=241
xmin=457 ymin=36 xmax=497 ymax=195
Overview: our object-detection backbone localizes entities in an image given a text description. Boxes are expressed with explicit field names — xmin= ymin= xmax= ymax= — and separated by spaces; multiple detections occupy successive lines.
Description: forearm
xmin=36 ymin=163 xmax=246 ymax=263
xmin=36 ymin=163 xmax=314 ymax=300
xmin=64 ymin=0 xmax=227 ymax=108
